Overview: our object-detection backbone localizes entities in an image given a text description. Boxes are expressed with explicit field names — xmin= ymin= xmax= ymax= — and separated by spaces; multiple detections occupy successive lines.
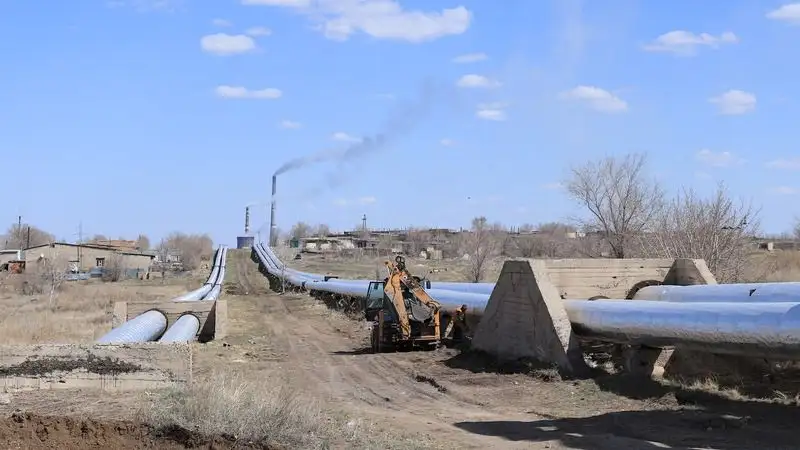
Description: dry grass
xmin=139 ymin=371 xmax=438 ymax=450
xmin=0 ymin=272 xmax=208 ymax=344
xmin=742 ymin=250 xmax=800 ymax=282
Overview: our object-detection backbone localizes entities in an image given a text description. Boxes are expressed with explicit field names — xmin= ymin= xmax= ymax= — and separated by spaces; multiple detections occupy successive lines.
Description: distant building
xmin=22 ymin=242 xmax=154 ymax=273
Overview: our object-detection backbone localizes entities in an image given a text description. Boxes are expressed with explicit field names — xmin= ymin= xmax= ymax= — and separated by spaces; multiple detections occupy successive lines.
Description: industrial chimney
xmin=237 ymin=205 xmax=255 ymax=249
xmin=269 ymin=175 xmax=277 ymax=246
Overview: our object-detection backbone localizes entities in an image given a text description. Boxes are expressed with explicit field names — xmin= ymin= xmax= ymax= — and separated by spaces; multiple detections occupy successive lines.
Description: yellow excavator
xmin=363 ymin=255 xmax=469 ymax=352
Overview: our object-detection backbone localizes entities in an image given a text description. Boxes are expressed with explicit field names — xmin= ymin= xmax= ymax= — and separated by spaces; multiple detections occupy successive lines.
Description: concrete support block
xmin=122 ymin=300 xmax=225 ymax=341
xmin=627 ymin=258 xmax=718 ymax=378
xmin=0 ymin=343 xmax=191 ymax=392
xmin=472 ymin=260 xmax=588 ymax=376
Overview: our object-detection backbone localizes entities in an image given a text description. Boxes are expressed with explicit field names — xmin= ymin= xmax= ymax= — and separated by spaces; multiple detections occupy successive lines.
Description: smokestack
xmin=269 ymin=175 xmax=277 ymax=246
xmin=244 ymin=206 xmax=251 ymax=235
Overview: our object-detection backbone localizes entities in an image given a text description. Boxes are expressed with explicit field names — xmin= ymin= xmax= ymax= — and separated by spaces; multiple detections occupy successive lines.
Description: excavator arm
xmin=383 ymin=255 xmax=442 ymax=339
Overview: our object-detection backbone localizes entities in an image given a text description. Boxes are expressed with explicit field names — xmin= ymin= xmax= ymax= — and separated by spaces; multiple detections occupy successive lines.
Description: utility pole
xmin=17 ymin=215 xmax=22 ymax=249
xmin=77 ymin=221 xmax=83 ymax=269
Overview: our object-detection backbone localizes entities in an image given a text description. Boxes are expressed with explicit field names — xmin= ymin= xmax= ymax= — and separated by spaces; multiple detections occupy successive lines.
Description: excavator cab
xmin=364 ymin=281 xmax=390 ymax=322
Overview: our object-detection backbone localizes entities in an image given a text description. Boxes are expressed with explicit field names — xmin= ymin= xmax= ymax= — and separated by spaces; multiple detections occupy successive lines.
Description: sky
xmin=3 ymin=0 xmax=800 ymax=246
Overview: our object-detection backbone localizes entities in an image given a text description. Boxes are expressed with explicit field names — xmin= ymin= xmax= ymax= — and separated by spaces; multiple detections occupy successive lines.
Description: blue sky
xmin=3 ymin=0 xmax=800 ymax=246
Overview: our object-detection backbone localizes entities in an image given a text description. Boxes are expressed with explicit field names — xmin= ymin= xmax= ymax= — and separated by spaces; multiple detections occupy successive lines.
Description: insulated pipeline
xmin=96 ymin=309 xmax=168 ymax=344
xmin=159 ymin=246 xmax=228 ymax=342
xmin=635 ymin=282 xmax=800 ymax=303
xmin=158 ymin=314 xmax=201 ymax=343
xmin=565 ymin=299 xmax=800 ymax=359
xmin=98 ymin=246 xmax=228 ymax=344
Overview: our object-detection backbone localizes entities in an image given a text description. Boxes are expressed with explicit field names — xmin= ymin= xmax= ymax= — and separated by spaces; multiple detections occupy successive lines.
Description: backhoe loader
xmin=363 ymin=255 xmax=469 ymax=353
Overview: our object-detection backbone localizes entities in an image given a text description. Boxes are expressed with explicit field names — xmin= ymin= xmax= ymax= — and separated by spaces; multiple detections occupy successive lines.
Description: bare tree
xmin=565 ymin=153 xmax=664 ymax=258
xmin=89 ymin=234 xmax=107 ymax=242
xmin=159 ymin=232 xmax=214 ymax=271
xmin=136 ymin=234 xmax=151 ymax=251
xmin=2 ymin=223 xmax=54 ymax=249
xmin=640 ymin=183 xmax=759 ymax=283
xmin=793 ymin=218 xmax=800 ymax=240
xmin=489 ymin=222 xmax=514 ymax=256
xmin=313 ymin=224 xmax=331 ymax=237
xmin=463 ymin=216 xmax=497 ymax=282
xmin=290 ymin=222 xmax=311 ymax=239
xmin=405 ymin=228 xmax=431 ymax=255
xmin=102 ymin=253 xmax=125 ymax=282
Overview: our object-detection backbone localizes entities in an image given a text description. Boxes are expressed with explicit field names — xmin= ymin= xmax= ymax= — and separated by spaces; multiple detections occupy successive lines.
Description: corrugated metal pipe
xmin=158 ymin=314 xmax=201 ymax=343
xmin=96 ymin=310 xmax=168 ymax=344
xmin=158 ymin=246 xmax=228 ymax=342
xmin=97 ymin=246 xmax=228 ymax=344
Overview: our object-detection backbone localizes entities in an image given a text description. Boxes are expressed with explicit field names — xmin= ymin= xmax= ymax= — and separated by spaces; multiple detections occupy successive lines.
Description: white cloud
xmin=642 ymin=30 xmax=738 ymax=56
xmin=215 ymin=85 xmax=282 ymax=99
xmin=770 ymin=186 xmax=798 ymax=195
xmin=709 ymin=89 xmax=756 ymax=115
xmin=331 ymin=131 xmax=361 ymax=142
xmin=456 ymin=74 xmax=501 ymax=88
xmin=766 ymin=158 xmax=800 ymax=170
xmin=279 ymin=120 xmax=301 ymax=129
xmin=246 ymin=26 xmax=272 ymax=36
xmin=212 ymin=18 xmax=232 ymax=27
xmin=452 ymin=52 xmax=487 ymax=63
xmin=476 ymin=102 xmax=508 ymax=121
xmin=767 ymin=3 xmax=800 ymax=24
xmin=695 ymin=149 xmax=744 ymax=167
xmin=560 ymin=86 xmax=628 ymax=113
xmin=200 ymin=33 xmax=256 ymax=55
xmin=243 ymin=0 xmax=471 ymax=42
xmin=440 ymin=138 xmax=455 ymax=147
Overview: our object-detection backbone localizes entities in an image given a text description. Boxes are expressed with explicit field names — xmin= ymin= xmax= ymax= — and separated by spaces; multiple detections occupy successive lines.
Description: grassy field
xmin=0 ymin=271 xmax=207 ymax=344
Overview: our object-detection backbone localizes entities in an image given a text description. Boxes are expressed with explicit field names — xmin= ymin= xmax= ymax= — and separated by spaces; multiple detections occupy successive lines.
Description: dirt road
xmin=193 ymin=250 xmax=800 ymax=449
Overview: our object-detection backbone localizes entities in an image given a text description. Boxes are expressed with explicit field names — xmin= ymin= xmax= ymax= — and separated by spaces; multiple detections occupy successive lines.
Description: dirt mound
xmin=0 ymin=411 xmax=268 ymax=449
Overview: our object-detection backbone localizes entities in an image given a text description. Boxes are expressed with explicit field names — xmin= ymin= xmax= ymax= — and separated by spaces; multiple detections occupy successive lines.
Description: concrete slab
xmin=541 ymin=258 xmax=675 ymax=299
xmin=116 ymin=299 xmax=227 ymax=341
xmin=0 ymin=343 xmax=191 ymax=392
xmin=471 ymin=260 xmax=588 ymax=376
xmin=472 ymin=257 xmax=722 ymax=378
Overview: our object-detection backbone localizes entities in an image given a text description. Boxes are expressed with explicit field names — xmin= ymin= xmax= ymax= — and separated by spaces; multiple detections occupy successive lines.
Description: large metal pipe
xmin=100 ymin=246 xmax=227 ymax=344
xmin=565 ymin=299 xmax=800 ymax=358
xmin=97 ymin=310 xmax=168 ymax=343
xmin=635 ymin=282 xmax=800 ymax=303
xmin=160 ymin=246 xmax=227 ymax=342
xmin=270 ymin=175 xmax=277 ymax=246
xmin=158 ymin=314 xmax=200 ymax=343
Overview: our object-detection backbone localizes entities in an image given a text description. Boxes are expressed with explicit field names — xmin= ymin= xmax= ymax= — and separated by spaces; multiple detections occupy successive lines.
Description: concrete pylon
xmin=471 ymin=260 xmax=589 ymax=376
